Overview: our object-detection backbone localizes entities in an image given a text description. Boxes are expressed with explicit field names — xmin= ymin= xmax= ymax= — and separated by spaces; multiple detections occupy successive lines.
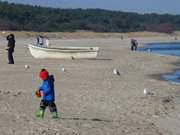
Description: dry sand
xmin=0 ymin=34 xmax=180 ymax=135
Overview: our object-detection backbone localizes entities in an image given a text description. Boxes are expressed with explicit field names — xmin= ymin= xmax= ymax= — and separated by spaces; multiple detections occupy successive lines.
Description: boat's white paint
xmin=28 ymin=44 xmax=99 ymax=59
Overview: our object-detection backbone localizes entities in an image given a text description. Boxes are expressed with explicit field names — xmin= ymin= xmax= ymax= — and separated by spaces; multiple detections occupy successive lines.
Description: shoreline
xmin=138 ymin=41 xmax=180 ymax=85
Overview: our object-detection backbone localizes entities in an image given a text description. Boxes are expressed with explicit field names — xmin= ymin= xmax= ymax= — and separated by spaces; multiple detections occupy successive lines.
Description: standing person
xmin=134 ymin=40 xmax=138 ymax=50
xmin=131 ymin=39 xmax=138 ymax=51
xmin=39 ymin=36 xmax=44 ymax=45
xmin=6 ymin=34 xmax=15 ymax=64
xmin=36 ymin=35 xmax=44 ymax=46
xmin=35 ymin=69 xmax=59 ymax=119
xmin=37 ymin=35 xmax=40 ymax=45
xmin=44 ymin=37 xmax=49 ymax=47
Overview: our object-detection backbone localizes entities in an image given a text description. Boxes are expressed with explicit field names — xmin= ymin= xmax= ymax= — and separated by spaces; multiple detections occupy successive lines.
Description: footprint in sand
xmin=13 ymin=91 xmax=23 ymax=97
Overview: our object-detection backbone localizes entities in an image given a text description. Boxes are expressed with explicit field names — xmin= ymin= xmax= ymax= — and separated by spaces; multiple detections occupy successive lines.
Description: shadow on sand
xmin=95 ymin=58 xmax=112 ymax=61
xmin=60 ymin=117 xmax=114 ymax=123
xmin=71 ymin=58 xmax=112 ymax=61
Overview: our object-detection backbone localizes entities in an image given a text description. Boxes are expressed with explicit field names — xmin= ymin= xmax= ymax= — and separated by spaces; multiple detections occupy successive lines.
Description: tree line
xmin=0 ymin=1 xmax=180 ymax=33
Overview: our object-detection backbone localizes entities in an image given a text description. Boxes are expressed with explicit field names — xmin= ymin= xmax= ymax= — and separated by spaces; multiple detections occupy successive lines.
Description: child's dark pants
xmin=40 ymin=100 xmax=57 ymax=113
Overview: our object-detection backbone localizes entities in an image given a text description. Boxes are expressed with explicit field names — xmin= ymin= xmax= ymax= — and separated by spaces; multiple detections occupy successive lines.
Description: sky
xmin=1 ymin=0 xmax=180 ymax=15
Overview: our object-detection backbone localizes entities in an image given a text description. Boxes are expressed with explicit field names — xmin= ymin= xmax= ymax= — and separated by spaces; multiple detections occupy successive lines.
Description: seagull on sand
xmin=113 ymin=68 xmax=120 ymax=75
xmin=144 ymin=88 xmax=154 ymax=96
xmin=24 ymin=65 xmax=30 ymax=69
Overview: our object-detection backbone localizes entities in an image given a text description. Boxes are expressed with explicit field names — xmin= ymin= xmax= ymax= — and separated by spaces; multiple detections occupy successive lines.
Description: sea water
xmin=138 ymin=42 xmax=180 ymax=84
xmin=138 ymin=42 xmax=180 ymax=56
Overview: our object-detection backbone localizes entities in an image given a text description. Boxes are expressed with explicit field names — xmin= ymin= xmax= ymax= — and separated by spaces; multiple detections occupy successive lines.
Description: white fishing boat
xmin=28 ymin=44 xmax=99 ymax=59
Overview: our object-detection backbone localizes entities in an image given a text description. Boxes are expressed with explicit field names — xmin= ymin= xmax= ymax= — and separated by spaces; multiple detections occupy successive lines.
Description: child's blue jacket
xmin=39 ymin=75 xmax=55 ymax=101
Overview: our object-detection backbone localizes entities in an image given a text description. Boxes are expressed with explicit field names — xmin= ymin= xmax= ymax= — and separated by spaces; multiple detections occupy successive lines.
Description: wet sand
xmin=0 ymin=35 xmax=180 ymax=135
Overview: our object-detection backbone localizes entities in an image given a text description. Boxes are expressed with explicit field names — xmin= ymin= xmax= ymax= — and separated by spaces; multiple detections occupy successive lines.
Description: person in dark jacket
xmin=6 ymin=34 xmax=15 ymax=64
xmin=131 ymin=39 xmax=138 ymax=51
xmin=35 ymin=69 xmax=59 ymax=119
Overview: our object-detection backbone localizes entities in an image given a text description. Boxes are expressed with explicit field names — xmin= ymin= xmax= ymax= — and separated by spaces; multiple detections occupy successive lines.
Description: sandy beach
xmin=0 ymin=34 xmax=180 ymax=135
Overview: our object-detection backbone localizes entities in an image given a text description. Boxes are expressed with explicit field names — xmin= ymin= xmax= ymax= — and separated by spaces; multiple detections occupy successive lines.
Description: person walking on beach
xmin=6 ymin=34 xmax=15 ymax=64
xmin=35 ymin=69 xmax=59 ymax=119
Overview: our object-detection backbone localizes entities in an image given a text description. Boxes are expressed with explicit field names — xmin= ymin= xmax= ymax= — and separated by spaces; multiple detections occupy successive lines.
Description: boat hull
xmin=28 ymin=44 xmax=99 ymax=59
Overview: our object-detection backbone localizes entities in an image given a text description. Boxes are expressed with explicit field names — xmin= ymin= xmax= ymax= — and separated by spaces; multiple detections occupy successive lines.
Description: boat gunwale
xmin=29 ymin=44 xmax=99 ymax=52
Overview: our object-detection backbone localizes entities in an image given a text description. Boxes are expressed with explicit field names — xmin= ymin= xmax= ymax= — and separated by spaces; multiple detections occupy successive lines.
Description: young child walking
xmin=35 ymin=69 xmax=59 ymax=119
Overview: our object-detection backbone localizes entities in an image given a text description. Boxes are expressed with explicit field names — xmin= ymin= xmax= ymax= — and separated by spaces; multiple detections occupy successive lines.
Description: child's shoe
xmin=51 ymin=112 xmax=59 ymax=119
xmin=36 ymin=110 xmax=44 ymax=118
